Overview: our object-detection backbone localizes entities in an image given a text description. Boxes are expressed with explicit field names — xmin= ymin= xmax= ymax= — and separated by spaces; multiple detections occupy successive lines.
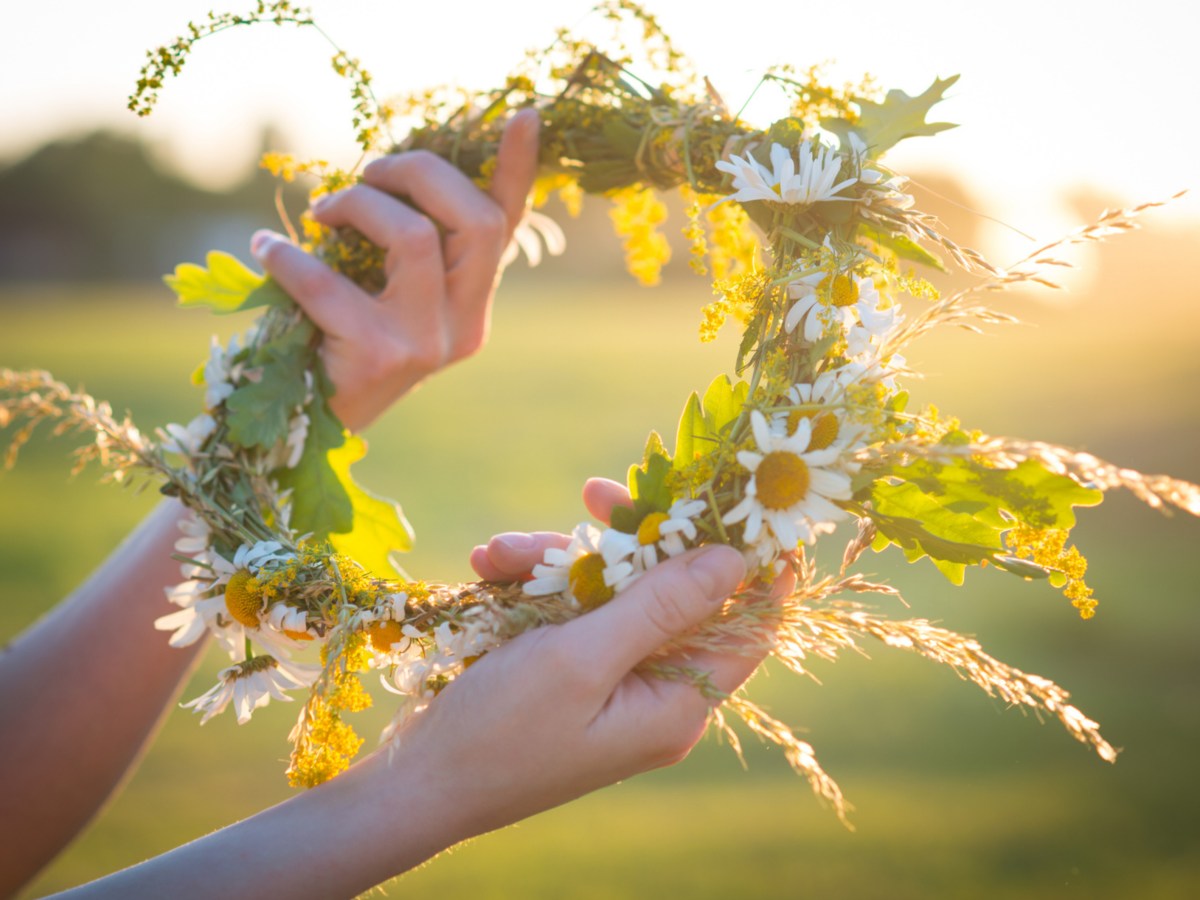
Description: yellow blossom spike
xmin=1007 ymin=524 xmax=1097 ymax=618
xmin=608 ymin=185 xmax=671 ymax=286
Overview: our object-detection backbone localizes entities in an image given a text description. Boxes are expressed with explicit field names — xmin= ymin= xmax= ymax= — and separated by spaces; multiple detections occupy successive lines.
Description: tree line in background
xmin=1 ymin=128 xmax=1057 ymax=287
xmin=0 ymin=130 xmax=308 ymax=282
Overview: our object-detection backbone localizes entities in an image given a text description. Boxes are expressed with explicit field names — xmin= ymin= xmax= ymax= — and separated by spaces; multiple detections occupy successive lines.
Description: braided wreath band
xmin=4 ymin=2 xmax=1198 ymax=819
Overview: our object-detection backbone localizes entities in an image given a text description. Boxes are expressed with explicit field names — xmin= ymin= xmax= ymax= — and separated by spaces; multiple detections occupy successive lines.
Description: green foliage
xmin=277 ymin=381 xmax=351 ymax=534
xmin=865 ymin=455 xmax=1102 ymax=584
xmin=824 ymin=75 xmax=959 ymax=157
xmin=613 ymin=431 xmax=673 ymax=533
xmin=327 ymin=435 xmax=414 ymax=577
xmin=673 ymin=374 xmax=748 ymax=471
xmin=858 ymin=223 xmax=946 ymax=271
xmin=224 ymin=321 xmax=315 ymax=450
xmin=278 ymin=375 xmax=412 ymax=577
xmin=164 ymin=252 xmax=292 ymax=316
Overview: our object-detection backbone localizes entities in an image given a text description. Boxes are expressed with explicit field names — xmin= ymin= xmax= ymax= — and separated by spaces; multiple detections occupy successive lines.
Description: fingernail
xmin=250 ymin=229 xmax=282 ymax=260
xmin=685 ymin=545 xmax=745 ymax=603
xmin=494 ymin=532 xmax=536 ymax=553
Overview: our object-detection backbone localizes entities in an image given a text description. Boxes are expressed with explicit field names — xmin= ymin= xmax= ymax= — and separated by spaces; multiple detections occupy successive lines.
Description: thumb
xmin=567 ymin=545 xmax=746 ymax=682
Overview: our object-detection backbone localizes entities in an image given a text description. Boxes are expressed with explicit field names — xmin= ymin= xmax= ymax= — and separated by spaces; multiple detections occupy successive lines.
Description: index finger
xmin=487 ymin=108 xmax=541 ymax=232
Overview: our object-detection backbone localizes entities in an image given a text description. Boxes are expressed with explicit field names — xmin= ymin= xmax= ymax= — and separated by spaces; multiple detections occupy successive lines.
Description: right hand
xmin=250 ymin=109 xmax=541 ymax=432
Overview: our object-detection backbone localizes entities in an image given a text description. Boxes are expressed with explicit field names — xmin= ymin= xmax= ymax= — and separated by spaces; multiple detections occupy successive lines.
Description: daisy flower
xmin=775 ymin=370 xmax=866 ymax=457
xmin=182 ymin=655 xmax=319 ymax=725
xmin=382 ymin=612 xmax=500 ymax=697
xmin=846 ymin=132 xmax=914 ymax=210
xmin=158 ymin=413 xmax=216 ymax=460
xmin=715 ymin=141 xmax=857 ymax=207
xmin=502 ymin=209 xmax=566 ymax=268
xmin=723 ymin=411 xmax=853 ymax=563
xmin=264 ymin=603 xmax=317 ymax=643
xmin=358 ymin=593 xmax=413 ymax=664
xmin=524 ymin=523 xmax=636 ymax=610
xmin=600 ymin=498 xmax=707 ymax=572
xmin=202 ymin=334 xmax=243 ymax=410
xmin=158 ymin=540 xmax=297 ymax=657
xmin=266 ymin=408 xmax=309 ymax=469
xmin=785 ymin=273 xmax=896 ymax=343
xmin=155 ymin=591 xmax=229 ymax=649
xmin=173 ymin=509 xmax=211 ymax=557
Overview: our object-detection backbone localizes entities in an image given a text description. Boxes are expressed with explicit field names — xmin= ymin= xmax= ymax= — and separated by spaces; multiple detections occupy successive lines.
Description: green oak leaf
xmin=276 ymin=378 xmax=351 ymax=535
xmin=277 ymin=384 xmax=412 ymax=577
xmin=867 ymin=455 xmax=1102 ymax=583
xmin=164 ymin=251 xmax=292 ymax=315
xmin=618 ymin=433 xmax=674 ymax=534
xmin=224 ymin=321 xmax=315 ymax=450
xmin=823 ymin=75 xmax=959 ymax=158
xmin=327 ymin=435 xmax=414 ymax=577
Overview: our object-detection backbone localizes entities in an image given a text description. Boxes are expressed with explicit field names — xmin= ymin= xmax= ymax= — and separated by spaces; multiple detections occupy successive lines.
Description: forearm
xmin=0 ymin=498 xmax=208 ymax=894
xmin=50 ymin=741 xmax=462 ymax=900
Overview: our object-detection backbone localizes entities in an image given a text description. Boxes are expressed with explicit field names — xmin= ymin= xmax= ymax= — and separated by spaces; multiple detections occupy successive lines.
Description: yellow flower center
xmin=637 ymin=512 xmax=671 ymax=546
xmin=224 ymin=570 xmax=263 ymax=628
xmin=808 ymin=412 xmax=841 ymax=450
xmin=366 ymin=619 xmax=405 ymax=654
xmin=822 ymin=274 xmax=859 ymax=307
xmin=756 ymin=451 xmax=811 ymax=510
xmin=787 ymin=409 xmax=839 ymax=450
xmin=568 ymin=552 xmax=615 ymax=611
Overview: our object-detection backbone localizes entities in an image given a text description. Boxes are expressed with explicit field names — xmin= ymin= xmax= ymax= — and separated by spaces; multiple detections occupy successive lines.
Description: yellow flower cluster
xmin=287 ymin=636 xmax=374 ymax=788
xmin=680 ymin=185 xmax=760 ymax=283
xmin=286 ymin=697 xmax=365 ymax=788
xmin=1007 ymin=524 xmax=1097 ymax=619
xmin=704 ymin=195 xmax=759 ymax=281
xmin=532 ymin=173 xmax=584 ymax=218
xmin=700 ymin=270 xmax=771 ymax=342
xmin=682 ymin=191 xmax=709 ymax=276
xmin=608 ymin=185 xmax=671 ymax=286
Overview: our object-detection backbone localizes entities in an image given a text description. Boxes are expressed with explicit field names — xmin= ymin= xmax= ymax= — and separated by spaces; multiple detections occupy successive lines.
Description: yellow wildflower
xmin=1007 ymin=524 xmax=1097 ymax=619
xmin=608 ymin=185 xmax=671 ymax=286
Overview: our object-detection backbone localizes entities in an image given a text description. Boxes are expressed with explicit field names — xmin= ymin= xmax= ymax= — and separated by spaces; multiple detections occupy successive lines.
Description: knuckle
xmin=400 ymin=149 xmax=441 ymax=173
xmin=402 ymin=332 xmax=450 ymax=375
xmin=473 ymin=203 xmax=509 ymax=238
xmin=639 ymin=575 xmax=702 ymax=640
xmin=289 ymin=261 xmax=340 ymax=301
xmin=395 ymin=217 xmax=442 ymax=256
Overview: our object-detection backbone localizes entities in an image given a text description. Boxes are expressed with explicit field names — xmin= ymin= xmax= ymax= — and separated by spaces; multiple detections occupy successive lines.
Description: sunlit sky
xmin=4 ymin=0 xmax=1199 ymax=256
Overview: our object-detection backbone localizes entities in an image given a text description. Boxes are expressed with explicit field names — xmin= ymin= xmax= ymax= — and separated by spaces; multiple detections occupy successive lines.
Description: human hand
xmin=421 ymin=477 xmax=789 ymax=836
xmin=249 ymin=109 xmax=541 ymax=432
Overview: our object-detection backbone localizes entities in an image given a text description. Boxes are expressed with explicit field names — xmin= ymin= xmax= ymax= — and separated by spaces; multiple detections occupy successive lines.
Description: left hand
xmin=250 ymin=109 xmax=541 ymax=432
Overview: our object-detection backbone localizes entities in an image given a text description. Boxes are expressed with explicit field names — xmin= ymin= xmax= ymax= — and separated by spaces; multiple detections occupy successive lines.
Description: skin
xmin=0 ymin=109 xmax=539 ymax=897
xmin=53 ymin=542 xmax=762 ymax=899
xmin=0 ymin=109 xmax=781 ymax=898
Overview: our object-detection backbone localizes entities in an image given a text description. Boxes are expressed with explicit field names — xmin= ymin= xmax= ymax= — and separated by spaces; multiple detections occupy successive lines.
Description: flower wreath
xmin=4 ymin=1 xmax=1197 ymax=820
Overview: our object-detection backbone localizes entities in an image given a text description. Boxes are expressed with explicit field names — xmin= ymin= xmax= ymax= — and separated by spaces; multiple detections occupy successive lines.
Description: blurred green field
xmin=2 ymin=240 xmax=1199 ymax=899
